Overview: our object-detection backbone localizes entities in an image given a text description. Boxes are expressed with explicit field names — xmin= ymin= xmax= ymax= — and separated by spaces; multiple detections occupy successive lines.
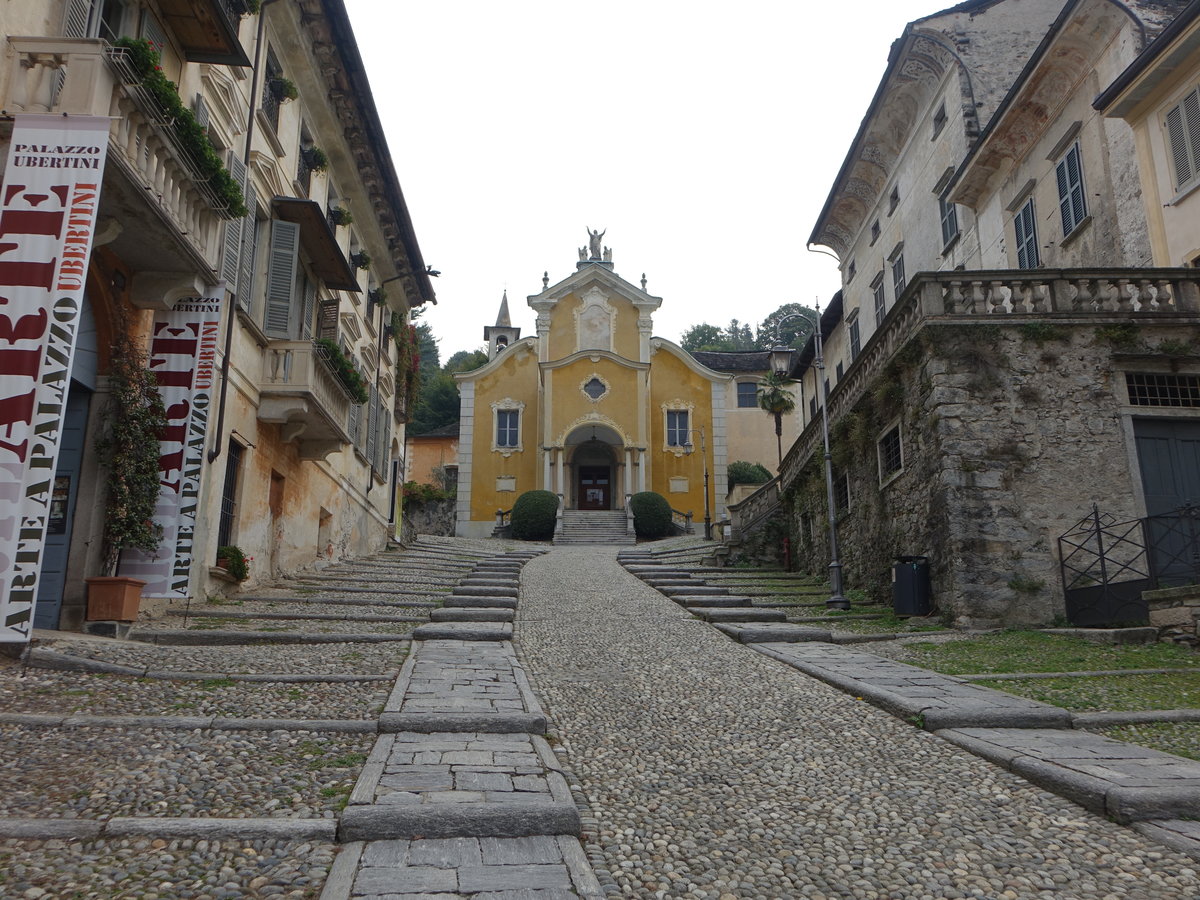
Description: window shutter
xmin=140 ymin=10 xmax=169 ymax=53
xmin=1185 ymin=89 xmax=1200 ymax=182
xmin=221 ymin=154 xmax=247 ymax=293
xmin=1167 ymin=105 xmax=1192 ymax=188
xmin=64 ymin=0 xmax=91 ymax=37
xmin=366 ymin=385 xmax=378 ymax=466
xmin=264 ymin=220 xmax=299 ymax=338
xmin=317 ymin=299 xmax=339 ymax=340
xmin=1056 ymin=157 xmax=1072 ymax=234
xmin=236 ymin=187 xmax=257 ymax=315
xmin=299 ymin=278 xmax=317 ymax=340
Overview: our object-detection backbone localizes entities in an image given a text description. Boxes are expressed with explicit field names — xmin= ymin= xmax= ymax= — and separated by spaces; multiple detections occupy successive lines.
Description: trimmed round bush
xmin=728 ymin=460 xmax=772 ymax=490
xmin=630 ymin=491 xmax=673 ymax=539
xmin=510 ymin=490 xmax=558 ymax=540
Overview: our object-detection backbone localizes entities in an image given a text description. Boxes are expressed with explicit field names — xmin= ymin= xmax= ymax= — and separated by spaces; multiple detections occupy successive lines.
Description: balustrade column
xmin=637 ymin=448 xmax=646 ymax=493
xmin=543 ymin=446 xmax=553 ymax=491
xmin=556 ymin=450 xmax=565 ymax=502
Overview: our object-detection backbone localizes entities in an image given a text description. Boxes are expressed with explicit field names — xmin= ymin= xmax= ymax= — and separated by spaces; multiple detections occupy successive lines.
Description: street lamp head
xmin=683 ymin=440 xmax=695 ymax=455
xmin=769 ymin=345 xmax=794 ymax=378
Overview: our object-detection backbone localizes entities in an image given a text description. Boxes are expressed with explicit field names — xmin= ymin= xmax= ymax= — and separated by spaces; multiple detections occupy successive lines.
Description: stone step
xmin=713 ymin=623 xmax=835 ymax=643
xmin=660 ymin=586 xmax=729 ymax=597
xmin=689 ymin=607 xmax=787 ymax=623
xmin=455 ymin=585 xmax=519 ymax=598
xmin=411 ymin=622 xmax=514 ymax=642
xmin=430 ymin=608 xmax=515 ymax=623
xmin=443 ymin=597 xmax=519 ymax=610
xmin=672 ymin=596 xmax=752 ymax=608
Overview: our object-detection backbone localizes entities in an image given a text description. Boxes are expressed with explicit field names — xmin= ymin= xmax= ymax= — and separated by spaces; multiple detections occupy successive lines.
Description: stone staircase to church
xmin=554 ymin=509 xmax=636 ymax=545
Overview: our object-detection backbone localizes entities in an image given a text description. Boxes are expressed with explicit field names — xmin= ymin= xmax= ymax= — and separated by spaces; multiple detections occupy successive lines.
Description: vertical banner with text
xmin=119 ymin=294 xmax=223 ymax=598
xmin=0 ymin=115 xmax=110 ymax=643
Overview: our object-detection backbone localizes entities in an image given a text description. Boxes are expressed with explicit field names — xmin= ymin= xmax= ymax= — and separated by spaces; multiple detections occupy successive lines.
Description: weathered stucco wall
xmin=785 ymin=318 xmax=1200 ymax=627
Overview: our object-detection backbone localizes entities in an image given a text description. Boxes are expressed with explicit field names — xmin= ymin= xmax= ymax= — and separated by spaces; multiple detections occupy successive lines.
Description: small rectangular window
xmin=888 ymin=185 xmax=900 ymax=214
xmin=932 ymin=102 xmax=947 ymax=138
xmin=497 ymin=409 xmax=519 ymax=447
xmin=846 ymin=259 xmax=857 ymax=283
xmin=870 ymin=220 xmax=881 ymax=245
xmin=1015 ymin=198 xmax=1039 ymax=269
xmin=872 ymin=274 xmax=886 ymax=327
xmin=1055 ymin=142 xmax=1087 ymax=236
xmin=1126 ymin=372 xmax=1200 ymax=407
xmin=939 ymin=193 xmax=959 ymax=248
xmin=666 ymin=410 xmax=689 ymax=447
xmin=736 ymin=382 xmax=758 ymax=408
xmin=891 ymin=254 xmax=906 ymax=299
xmin=878 ymin=424 xmax=903 ymax=482
xmin=849 ymin=319 xmax=861 ymax=361
xmin=834 ymin=472 xmax=850 ymax=513
xmin=835 ymin=361 xmax=844 ymax=383
xmin=1165 ymin=86 xmax=1200 ymax=191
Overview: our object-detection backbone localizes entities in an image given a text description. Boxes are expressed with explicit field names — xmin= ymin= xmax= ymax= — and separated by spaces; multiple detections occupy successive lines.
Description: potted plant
xmin=329 ymin=206 xmax=353 ymax=227
xmin=85 ymin=322 xmax=168 ymax=621
xmin=215 ymin=545 xmax=250 ymax=581
xmin=302 ymin=145 xmax=329 ymax=173
xmin=270 ymin=76 xmax=298 ymax=103
xmin=350 ymin=250 xmax=371 ymax=270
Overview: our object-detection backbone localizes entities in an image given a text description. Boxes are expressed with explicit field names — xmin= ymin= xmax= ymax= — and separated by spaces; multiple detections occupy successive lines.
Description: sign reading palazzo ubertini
xmin=0 ymin=115 xmax=110 ymax=643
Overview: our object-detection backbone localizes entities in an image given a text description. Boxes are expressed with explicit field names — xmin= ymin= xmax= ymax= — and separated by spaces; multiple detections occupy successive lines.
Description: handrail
xmin=495 ymin=508 xmax=512 ymax=529
xmin=555 ymin=494 xmax=565 ymax=538
xmin=626 ymin=493 xmax=636 ymax=537
xmin=727 ymin=477 xmax=781 ymax=541
xmin=669 ymin=507 xmax=694 ymax=534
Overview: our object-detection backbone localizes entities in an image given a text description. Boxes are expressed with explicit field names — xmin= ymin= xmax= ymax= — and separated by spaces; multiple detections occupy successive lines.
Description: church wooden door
xmin=578 ymin=466 xmax=611 ymax=510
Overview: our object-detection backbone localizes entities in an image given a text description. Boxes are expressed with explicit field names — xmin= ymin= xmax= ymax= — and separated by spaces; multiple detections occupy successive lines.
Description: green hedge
xmin=630 ymin=491 xmax=673 ymax=539
xmin=510 ymin=490 xmax=558 ymax=540
xmin=728 ymin=460 xmax=772 ymax=489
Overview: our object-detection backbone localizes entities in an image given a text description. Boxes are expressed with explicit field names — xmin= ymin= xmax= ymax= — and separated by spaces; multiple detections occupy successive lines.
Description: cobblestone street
xmin=2 ymin=537 xmax=1200 ymax=898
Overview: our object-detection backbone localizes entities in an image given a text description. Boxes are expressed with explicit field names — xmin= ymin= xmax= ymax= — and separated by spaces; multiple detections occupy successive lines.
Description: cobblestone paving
xmin=0 ymin=836 xmax=335 ymax=899
xmin=518 ymin=546 xmax=1200 ymax=900
xmin=0 ymin=669 xmax=388 ymax=719
xmin=0 ymin=726 xmax=371 ymax=820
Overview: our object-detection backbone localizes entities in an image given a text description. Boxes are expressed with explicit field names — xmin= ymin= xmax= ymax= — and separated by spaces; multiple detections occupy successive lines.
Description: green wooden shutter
xmin=236 ymin=187 xmax=257 ymax=315
xmin=220 ymin=154 xmax=246 ymax=293
xmin=264 ymin=220 xmax=299 ymax=338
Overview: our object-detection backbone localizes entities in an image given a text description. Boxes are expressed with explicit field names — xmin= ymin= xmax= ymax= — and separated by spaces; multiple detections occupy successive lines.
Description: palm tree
xmin=758 ymin=371 xmax=796 ymax=468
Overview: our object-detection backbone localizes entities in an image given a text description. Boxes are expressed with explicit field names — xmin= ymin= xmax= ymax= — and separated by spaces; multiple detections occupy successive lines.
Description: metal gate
xmin=1058 ymin=505 xmax=1152 ymax=627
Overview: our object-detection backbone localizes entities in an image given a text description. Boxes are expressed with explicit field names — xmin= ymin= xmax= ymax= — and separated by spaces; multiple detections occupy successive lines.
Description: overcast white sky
xmin=345 ymin=0 xmax=942 ymax=361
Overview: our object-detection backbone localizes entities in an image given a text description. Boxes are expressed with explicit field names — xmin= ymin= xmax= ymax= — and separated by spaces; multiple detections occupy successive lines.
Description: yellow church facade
xmin=455 ymin=251 xmax=732 ymax=537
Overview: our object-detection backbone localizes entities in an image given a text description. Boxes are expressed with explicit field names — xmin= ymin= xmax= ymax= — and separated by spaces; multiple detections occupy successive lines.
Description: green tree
xmin=408 ymin=371 xmax=460 ymax=434
xmin=445 ymin=349 xmax=489 ymax=373
xmin=756 ymin=303 xmax=819 ymax=350
xmin=680 ymin=323 xmax=724 ymax=352
xmin=757 ymin=371 xmax=796 ymax=468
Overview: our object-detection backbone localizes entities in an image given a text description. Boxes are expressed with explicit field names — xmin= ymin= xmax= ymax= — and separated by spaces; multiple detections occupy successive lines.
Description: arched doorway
xmin=565 ymin=423 xmax=623 ymax=510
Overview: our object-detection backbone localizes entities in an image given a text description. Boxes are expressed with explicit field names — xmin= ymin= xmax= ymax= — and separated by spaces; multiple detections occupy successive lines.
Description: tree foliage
xmin=679 ymin=303 xmax=819 ymax=352
xmin=727 ymin=460 xmax=773 ymax=489
xmin=511 ymin=490 xmax=559 ymax=540
xmin=630 ymin=491 xmax=673 ymax=538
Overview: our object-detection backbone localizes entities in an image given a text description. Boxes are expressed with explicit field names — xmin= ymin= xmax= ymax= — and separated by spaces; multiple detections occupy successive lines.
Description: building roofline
xmin=1094 ymin=0 xmax=1200 ymax=112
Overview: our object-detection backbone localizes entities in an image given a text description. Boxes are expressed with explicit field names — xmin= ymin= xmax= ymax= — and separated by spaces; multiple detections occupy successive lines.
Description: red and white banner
xmin=119 ymin=294 xmax=223 ymax=598
xmin=0 ymin=115 xmax=110 ymax=643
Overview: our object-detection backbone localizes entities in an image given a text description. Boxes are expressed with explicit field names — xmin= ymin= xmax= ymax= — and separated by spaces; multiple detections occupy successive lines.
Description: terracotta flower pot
xmin=84 ymin=576 xmax=146 ymax=622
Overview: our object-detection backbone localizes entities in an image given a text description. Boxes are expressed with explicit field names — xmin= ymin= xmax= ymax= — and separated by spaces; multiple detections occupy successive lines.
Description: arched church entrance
xmin=564 ymin=424 xmax=623 ymax=510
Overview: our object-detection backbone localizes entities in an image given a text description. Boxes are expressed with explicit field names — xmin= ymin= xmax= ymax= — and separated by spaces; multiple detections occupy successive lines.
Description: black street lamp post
xmin=683 ymin=427 xmax=713 ymax=540
xmin=770 ymin=310 xmax=850 ymax=611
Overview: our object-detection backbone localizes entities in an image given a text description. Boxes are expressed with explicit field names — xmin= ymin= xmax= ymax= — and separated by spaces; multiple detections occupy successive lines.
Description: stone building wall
xmin=786 ymin=317 xmax=1200 ymax=628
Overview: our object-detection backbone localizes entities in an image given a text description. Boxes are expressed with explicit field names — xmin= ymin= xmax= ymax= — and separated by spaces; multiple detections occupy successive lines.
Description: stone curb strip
xmin=166 ymin=609 xmax=426 ymax=624
xmin=128 ymin=630 xmax=414 ymax=645
xmin=22 ymin=648 xmax=395 ymax=681
xmin=938 ymin=728 xmax=1200 ymax=824
xmin=0 ymin=817 xmax=338 ymax=841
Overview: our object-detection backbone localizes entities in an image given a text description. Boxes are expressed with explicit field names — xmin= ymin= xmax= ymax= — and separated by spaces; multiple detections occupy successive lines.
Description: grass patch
xmin=903 ymin=630 xmax=1200 ymax=676
xmin=200 ymin=677 xmax=236 ymax=690
xmin=978 ymin=671 xmax=1200 ymax=711
xmin=1093 ymin=723 xmax=1200 ymax=760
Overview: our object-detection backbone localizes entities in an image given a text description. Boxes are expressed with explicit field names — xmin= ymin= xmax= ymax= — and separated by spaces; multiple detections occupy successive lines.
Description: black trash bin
xmin=893 ymin=555 xmax=931 ymax=617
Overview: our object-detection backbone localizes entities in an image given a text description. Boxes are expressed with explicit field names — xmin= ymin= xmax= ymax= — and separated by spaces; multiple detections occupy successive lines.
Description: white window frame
xmin=872 ymin=272 xmax=886 ymax=327
xmin=889 ymin=246 xmax=906 ymax=300
xmin=939 ymin=192 xmax=959 ymax=249
xmin=1055 ymin=141 xmax=1087 ymax=238
xmin=735 ymin=381 xmax=758 ymax=409
xmin=491 ymin=398 xmax=525 ymax=456
xmin=662 ymin=401 xmax=695 ymax=454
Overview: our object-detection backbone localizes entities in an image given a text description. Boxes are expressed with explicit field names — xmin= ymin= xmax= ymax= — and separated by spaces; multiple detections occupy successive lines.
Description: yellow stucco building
xmin=455 ymin=247 xmax=736 ymax=537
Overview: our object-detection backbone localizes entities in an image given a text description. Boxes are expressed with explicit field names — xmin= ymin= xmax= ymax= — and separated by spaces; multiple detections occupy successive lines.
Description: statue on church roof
xmin=585 ymin=227 xmax=606 ymax=260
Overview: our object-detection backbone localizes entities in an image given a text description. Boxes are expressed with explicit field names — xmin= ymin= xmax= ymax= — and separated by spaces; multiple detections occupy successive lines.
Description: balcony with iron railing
xmin=156 ymin=0 xmax=252 ymax=67
xmin=780 ymin=268 xmax=1200 ymax=490
xmin=257 ymin=340 xmax=357 ymax=460
xmin=5 ymin=37 xmax=243 ymax=277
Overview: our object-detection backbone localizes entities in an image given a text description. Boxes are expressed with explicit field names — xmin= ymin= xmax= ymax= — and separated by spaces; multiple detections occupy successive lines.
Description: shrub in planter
xmin=329 ymin=206 xmax=353 ymax=227
xmin=270 ymin=77 xmax=298 ymax=102
xmin=728 ymin=460 xmax=772 ymax=490
xmin=350 ymin=250 xmax=371 ymax=270
xmin=510 ymin=490 xmax=559 ymax=540
xmin=630 ymin=491 xmax=673 ymax=539
xmin=216 ymin=545 xmax=250 ymax=581
xmin=302 ymin=145 xmax=329 ymax=173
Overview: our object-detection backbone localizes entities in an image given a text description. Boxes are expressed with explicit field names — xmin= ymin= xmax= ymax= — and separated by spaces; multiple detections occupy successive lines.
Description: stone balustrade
xmin=6 ymin=37 xmax=228 ymax=271
xmin=258 ymin=341 xmax=354 ymax=458
xmin=728 ymin=477 xmax=780 ymax=538
xmin=780 ymin=268 xmax=1200 ymax=491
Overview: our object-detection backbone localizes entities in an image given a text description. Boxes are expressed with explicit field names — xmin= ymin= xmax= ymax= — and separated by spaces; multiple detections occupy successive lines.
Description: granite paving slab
xmin=340 ymin=733 xmax=580 ymax=841
xmin=455 ymin=585 xmax=520 ymax=599
xmin=378 ymin=640 xmax=546 ymax=734
xmin=328 ymin=836 xmax=603 ymax=900
xmin=752 ymin=641 xmax=1072 ymax=729
xmin=939 ymin=727 xmax=1200 ymax=823
xmin=443 ymin=597 xmax=519 ymax=610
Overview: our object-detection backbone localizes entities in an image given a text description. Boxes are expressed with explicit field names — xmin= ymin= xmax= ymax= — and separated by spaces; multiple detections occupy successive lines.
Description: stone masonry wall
xmin=785 ymin=318 xmax=1200 ymax=627
xmin=402 ymin=498 xmax=457 ymax=537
